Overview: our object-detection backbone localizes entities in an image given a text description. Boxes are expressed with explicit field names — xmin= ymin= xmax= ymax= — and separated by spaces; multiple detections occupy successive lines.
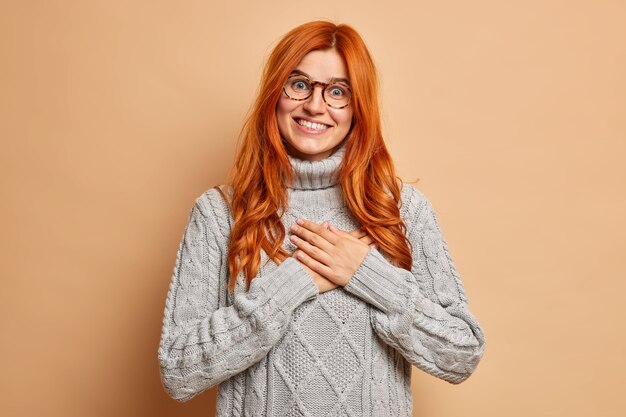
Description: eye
xmin=327 ymin=85 xmax=347 ymax=97
xmin=290 ymin=78 xmax=311 ymax=92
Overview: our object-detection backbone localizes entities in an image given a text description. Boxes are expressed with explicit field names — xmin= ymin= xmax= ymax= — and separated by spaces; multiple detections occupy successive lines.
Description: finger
xmin=296 ymin=219 xmax=338 ymax=244
xmin=290 ymin=223 xmax=335 ymax=253
xmin=360 ymin=235 xmax=374 ymax=245
xmin=295 ymin=249 xmax=334 ymax=279
xmin=328 ymin=224 xmax=362 ymax=242
xmin=348 ymin=228 xmax=367 ymax=239
xmin=293 ymin=219 xmax=339 ymax=246
xmin=328 ymin=224 xmax=349 ymax=236
xmin=289 ymin=234 xmax=333 ymax=266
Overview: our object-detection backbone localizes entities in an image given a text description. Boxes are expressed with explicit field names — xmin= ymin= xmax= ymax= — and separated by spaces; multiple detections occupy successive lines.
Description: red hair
xmin=225 ymin=21 xmax=412 ymax=290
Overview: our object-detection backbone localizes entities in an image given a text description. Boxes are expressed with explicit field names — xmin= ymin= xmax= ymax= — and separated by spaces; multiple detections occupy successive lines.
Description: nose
xmin=302 ymin=85 xmax=326 ymax=114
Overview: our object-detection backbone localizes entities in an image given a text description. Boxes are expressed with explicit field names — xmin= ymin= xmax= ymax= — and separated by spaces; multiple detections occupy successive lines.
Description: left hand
xmin=289 ymin=218 xmax=374 ymax=286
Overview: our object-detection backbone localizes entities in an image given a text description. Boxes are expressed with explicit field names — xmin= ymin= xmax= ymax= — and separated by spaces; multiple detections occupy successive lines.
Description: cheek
xmin=276 ymin=100 xmax=292 ymax=134
xmin=334 ymin=110 xmax=354 ymax=132
xmin=277 ymin=97 xmax=301 ymax=117
xmin=276 ymin=98 xmax=301 ymax=122
xmin=276 ymin=98 xmax=288 ymax=116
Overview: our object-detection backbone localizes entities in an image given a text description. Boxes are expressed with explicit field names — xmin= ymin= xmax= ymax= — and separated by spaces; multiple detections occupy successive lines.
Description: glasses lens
xmin=324 ymin=84 xmax=351 ymax=108
xmin=284 ymin=76 xmax=312 ymax=99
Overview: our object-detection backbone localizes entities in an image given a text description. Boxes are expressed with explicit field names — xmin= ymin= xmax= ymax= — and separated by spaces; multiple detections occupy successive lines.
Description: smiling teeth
xmin=297 ymin=119 xmax=328 ymax=130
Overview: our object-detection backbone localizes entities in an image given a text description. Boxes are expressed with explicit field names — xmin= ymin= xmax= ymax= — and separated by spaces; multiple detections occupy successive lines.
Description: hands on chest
xmin=289 ymin=218 xmax=375 ymax=293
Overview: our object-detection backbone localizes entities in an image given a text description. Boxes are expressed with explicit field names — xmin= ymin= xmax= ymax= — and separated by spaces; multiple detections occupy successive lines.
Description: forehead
xmin=293 ymin=48 xmax=349 ymax=82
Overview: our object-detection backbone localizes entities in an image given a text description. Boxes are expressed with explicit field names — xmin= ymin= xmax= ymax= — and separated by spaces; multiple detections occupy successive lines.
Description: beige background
xmin=1 ymin=1 xmax=625 ymax=416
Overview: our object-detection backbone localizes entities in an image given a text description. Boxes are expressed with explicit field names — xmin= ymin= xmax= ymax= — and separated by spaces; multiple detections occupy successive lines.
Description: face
xmin=276 ymin=48 xmax=354 ymax=161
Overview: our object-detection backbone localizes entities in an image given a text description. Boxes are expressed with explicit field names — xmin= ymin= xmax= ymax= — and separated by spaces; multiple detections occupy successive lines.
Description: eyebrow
xmin=289 ymin=69 xmax=350 ymax=86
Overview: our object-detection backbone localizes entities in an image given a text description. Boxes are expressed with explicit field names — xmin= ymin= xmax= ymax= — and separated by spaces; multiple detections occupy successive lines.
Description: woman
xmin=158 ymin=21 xmax=486 ymax=416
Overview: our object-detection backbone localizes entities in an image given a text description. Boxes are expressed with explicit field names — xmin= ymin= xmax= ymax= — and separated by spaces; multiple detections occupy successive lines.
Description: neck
xmin=287 ymin=142 xmax=346 ymax=190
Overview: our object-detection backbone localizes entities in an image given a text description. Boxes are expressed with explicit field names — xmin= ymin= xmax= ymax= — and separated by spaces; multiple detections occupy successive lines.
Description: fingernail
xmin=290 ymin=224 xmax=297 ymax=232
xmin=296 ymin=218 xmax=304 ymax=225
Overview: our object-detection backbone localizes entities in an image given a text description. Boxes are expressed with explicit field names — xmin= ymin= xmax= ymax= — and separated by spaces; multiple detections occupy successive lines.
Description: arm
xmin=158 ymin=190 xmax=318 ymax=402
xmin=343 ymin=185 xmax=486 ymax=384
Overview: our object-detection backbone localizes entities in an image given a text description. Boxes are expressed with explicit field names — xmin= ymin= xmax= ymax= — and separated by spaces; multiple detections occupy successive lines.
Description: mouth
xmin=293 ymin=117 xmax=332 ymax=132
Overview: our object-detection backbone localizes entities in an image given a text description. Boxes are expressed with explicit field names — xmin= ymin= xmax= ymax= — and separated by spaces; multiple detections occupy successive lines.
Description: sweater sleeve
xmin=343 ymin=185 xmax=486 ymax=384
xmin=158 ymin=190 xmax=319 ymax=402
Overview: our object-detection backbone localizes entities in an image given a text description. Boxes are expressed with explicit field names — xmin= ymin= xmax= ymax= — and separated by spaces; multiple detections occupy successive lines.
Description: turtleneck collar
xmin=287 ymin=142 xmax=346 ymax=190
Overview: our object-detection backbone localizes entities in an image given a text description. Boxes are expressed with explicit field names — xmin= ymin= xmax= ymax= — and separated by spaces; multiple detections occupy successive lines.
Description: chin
xmin=288 ymin=139 xmax=340 ymax=161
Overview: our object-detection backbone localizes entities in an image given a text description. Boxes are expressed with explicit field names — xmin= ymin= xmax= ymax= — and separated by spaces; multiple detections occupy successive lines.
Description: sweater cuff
xmin=250 ymin=257 xmax=319 ymax=314
xmin=344 ymin=248 xmax=412 ymax=314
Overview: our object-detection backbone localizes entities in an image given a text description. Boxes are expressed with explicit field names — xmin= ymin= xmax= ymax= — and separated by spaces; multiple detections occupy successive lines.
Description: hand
xmin=292 ymin=249 xmax=338 ymax=293
xmin=347 ymin=227 xmax=378 ymax=248
xmin=289 ymin=219 xmax=375 ymax=286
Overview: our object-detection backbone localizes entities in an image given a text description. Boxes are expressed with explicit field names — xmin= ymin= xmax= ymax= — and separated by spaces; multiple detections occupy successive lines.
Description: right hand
xmin=293 ymin=249 xmax=338 ymax=293
xmin=292 ymin=222 xmax=376 ymax=293
xmin=346 ymin=227 xmax=377 ymax=249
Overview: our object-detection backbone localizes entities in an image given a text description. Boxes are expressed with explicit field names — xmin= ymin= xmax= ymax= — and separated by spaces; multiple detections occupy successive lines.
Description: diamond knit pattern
xmin=271 ymin=288 xmax=366 ymax=417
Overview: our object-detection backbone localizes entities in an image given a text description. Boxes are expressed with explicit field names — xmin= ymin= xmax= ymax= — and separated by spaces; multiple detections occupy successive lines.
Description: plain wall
xmin=1 ymin=1 xmax=625 ymax=416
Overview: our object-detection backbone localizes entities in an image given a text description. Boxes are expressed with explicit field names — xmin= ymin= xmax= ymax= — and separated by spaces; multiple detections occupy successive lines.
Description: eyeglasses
xmin=282 ymin=74 xmax=352 ymax=109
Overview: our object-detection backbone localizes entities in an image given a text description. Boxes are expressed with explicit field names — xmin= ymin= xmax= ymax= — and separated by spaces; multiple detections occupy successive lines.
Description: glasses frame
xmin=282 ymin=74 xmax=352 ymax=109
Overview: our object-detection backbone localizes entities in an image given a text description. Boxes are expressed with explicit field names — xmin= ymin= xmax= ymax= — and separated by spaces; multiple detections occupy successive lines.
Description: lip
xmin=292 ymin=116 xmax=332 ymax=135
xmin=293 ymin=116 xmax=332 ymax=126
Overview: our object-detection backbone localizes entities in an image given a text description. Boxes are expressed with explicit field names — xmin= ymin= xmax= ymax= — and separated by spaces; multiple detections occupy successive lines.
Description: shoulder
xmin=189 ymin=185 xmax=233 ymax=241
xmin=398 ymin=182 xmax=434 ymax=220
xmin=398 ymin=181 xmax=446 ymax=238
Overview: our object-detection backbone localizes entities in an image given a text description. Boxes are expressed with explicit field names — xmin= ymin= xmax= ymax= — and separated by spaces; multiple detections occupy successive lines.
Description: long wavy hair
xmin=225 ymin=21 xmax=412 ymax=290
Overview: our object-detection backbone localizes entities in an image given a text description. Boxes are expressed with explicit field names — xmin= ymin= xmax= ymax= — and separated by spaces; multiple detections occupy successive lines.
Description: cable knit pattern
xmin=158 ymin=144 xmax=486 ymax=415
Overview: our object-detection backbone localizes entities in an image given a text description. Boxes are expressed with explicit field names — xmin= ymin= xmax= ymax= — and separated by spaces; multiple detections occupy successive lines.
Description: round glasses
xmin=282 ymin=74 xmax=352 ymax=109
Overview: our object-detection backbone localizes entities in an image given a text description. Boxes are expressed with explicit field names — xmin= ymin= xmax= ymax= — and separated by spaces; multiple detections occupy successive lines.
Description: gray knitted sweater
xmin=158 ymin=144 xmax=486 ymax=416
